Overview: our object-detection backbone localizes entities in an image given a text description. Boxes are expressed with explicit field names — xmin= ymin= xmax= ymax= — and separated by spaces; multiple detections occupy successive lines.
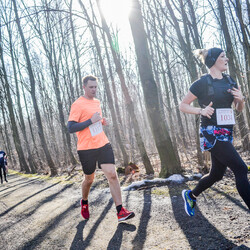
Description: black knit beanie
xmin=205 ymin=48 xmax=224 ymax=68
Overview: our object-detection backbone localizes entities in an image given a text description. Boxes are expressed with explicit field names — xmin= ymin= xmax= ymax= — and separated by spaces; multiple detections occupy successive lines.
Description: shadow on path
xmin=0 ymin=182 xmax=60 ymax=217
xmin=0 ymin=184 xmax=73 ymax=233
xmin=0 ymin=179 xmax=40 ymax=194
xmin=132 ymin=189 xmax=151 ymax=250
xmin=75 ymin=198 xmax=114 ymax=249
xmin=107 ymin=223 xmax=136 ymax=250
xmin=17 ymin=182 xmax=109 ymax=249
xmin=20 ymin=200 xmax=79 ymax=250
xmin=70 ymin=198 xmax=114 ymax=249
xmin=168 ymin=183 xmax=237 ymax=249
xmin=210 ymin=187 xmax=249 ymax=212
xmin=70 ymin=220 xmax=89 ymax=250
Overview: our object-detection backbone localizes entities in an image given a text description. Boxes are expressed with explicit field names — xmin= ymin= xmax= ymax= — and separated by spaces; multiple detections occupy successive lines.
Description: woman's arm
xmin=231 ymin=86 xmax=245 ymax=112
xmin=179 ymin=91 xmax=214 ymax=118
xmin=179 ymin=91 xmax=200 ymax=114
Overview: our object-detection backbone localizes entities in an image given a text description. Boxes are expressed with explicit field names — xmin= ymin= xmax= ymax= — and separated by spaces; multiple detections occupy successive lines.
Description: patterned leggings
xmin=192 ymin=141 xmax=250 ymax=209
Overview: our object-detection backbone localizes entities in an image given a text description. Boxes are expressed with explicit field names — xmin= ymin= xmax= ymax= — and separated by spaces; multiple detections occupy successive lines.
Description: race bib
xmin=216 ymin=108 xmax=235 ymax=125
xmin=89 ymin=121 xmax=103 ymax=137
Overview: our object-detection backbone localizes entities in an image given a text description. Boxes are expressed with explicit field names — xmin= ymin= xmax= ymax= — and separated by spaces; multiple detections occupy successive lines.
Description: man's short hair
xmin=82 ymin=75 xmax=98 ymax=86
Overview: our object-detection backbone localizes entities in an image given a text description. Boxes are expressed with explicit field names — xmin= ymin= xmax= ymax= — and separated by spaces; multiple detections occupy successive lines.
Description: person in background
xmin=0 ymin=150 xmax=8 ymax=184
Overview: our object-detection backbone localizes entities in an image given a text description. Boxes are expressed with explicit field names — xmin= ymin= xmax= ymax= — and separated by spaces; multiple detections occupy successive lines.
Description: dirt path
xmin=0 ymin=173 xmax=249 ymax=250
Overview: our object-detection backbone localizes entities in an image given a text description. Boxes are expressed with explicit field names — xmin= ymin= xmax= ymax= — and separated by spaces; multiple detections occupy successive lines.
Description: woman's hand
xmin=230 ymin=86 xmax=245 ymax=102
xmin=230 ymin=86 xmax=245 ymax=112
xmin=201 ymin=101 xmax=214 ymax=119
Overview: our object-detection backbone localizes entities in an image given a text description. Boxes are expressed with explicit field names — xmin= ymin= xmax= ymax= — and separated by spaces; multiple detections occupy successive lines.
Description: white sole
xmin=118 ymin=212 xmax=135 ymax=222
xmin=182 ymin=190 xmax=191 ymax=216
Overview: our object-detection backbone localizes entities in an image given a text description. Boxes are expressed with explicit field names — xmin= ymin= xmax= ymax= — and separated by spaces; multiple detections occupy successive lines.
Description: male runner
xmin=67 ymin=75 xmax=135 ymax=222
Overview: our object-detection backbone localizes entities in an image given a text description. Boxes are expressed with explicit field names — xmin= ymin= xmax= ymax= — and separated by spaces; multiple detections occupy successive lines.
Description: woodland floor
xmin=0 ymin=148 xmax=249 ymax=250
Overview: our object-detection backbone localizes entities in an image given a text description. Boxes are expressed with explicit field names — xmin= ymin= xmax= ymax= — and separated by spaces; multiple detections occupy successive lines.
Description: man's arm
xmin=67 ymin=120 xmax=92 ymax=133
xmin=67 ymin=112 xmax=103 ymax=133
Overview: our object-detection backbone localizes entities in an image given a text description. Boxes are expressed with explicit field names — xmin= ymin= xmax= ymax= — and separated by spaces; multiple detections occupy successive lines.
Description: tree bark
xmin=7 ymin=25 xmax=37 ymax=173
xmin=12 ymin=0 xmax=57 ymax=175
xmin=129 ymin=0 xmax=181 ymax=176
xmin=96 ymin=0 xmax=154 ymax=174
xmin=0 ymin=32 xmax=30 ymax=173
xmin=217 ymin=0 xmax=249 ymax=151
xmin=79 ymin=0 xmax=130 ymax=166
xmin=165 ymin=0 xmax=204 ymax=166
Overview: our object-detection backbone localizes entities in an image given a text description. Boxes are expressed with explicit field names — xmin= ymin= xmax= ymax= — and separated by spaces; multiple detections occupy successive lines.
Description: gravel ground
xmin=0 ymin=173 xmax=249 ymax=250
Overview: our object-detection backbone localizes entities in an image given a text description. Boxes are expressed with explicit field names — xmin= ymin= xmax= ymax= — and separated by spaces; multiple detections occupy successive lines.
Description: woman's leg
xmin=210 ymin=141 xmax=250 ymax=209
xmin=192 ymin=149 xmax=227 ymax=197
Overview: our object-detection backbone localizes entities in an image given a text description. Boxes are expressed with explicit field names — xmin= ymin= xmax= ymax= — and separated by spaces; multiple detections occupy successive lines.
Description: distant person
xmin=179 ymin=48 xmax=250 ymax=216
xmin=0 ymin=150 xmax=8 ymax=184
xmin=67 ymin=75 xmax=135 ymax=222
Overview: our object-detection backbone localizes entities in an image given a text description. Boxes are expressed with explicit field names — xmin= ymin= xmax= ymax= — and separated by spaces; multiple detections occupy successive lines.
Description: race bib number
xmin=89 ymin=121 xmax=103 ymax=137
xmin=216 ymin=108 xmax=235 ymax=125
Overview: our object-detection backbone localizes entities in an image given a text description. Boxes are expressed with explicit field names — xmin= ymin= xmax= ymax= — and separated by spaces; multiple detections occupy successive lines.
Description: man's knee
xmin=83 ymin=175 xmax=94 ymax=185
xmin=108 ymin=171 xmax=118 ymax=181
xmin=101 ymin=164 xmax=117 ymax=180
xmin=104 ymin=169 xmax=118 ymax=182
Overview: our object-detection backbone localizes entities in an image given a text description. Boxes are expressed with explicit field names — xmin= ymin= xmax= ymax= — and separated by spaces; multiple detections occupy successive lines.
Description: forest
xmin=0 ymin=0 xmax=249 ymax=177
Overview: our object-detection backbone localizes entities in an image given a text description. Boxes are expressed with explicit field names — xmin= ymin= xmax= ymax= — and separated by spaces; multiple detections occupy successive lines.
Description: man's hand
xmin=102 ymin=117 xmax=109 ymax=126
xmin=91 ymin=112 xmax=102 ymax=123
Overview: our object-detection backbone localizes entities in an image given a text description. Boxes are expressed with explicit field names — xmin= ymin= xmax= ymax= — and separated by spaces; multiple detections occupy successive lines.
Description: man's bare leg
xmin=101 ymin=164 xmax=122 ymax=206
xmin=82 ymin=173 xmax=95 ymax=200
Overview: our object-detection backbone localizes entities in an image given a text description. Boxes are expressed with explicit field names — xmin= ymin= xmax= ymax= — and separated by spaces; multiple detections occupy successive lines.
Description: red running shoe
xmin=117 ymin=207 xmax=135 ymax=222
xmin=80 ymin=200 xmax=89 ymax=219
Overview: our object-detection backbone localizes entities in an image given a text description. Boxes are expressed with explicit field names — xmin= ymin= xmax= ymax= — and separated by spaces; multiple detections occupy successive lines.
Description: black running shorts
xmin=77 ymin=143 xmax=115 ymax=175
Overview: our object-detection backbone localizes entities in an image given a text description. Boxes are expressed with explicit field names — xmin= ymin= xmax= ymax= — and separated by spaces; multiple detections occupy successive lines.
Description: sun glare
xmin=99 ymin=0 xmax=132 ymax=26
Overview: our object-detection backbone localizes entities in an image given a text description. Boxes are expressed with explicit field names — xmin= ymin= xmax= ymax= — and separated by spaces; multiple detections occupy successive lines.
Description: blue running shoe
xmin=182 ymin=190 xmax=196 ymax=216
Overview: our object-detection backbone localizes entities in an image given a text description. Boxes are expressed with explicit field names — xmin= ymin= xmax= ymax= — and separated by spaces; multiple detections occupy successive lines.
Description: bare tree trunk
xmin=12 ymin=0 xmax=57 ymax=175
xmin=0 ymin=32 xmax=30 ymax=173
xmin=15 ymin=57 xmax=44 ymax=170
xmin=144 ymin=2 xmax=179 ymax=152
xmin=217 ymin=0 xmax=249 ymax=151
xmin=7 ymin=27 xmax=37 ymax=173
xmin=234 ymin=0 xmax=250 ymax=127
xmin=69 ymin=0 xmax=83 ymax=96
xmin=164 ymin=0 xmax=204 ymax=166
xmin=102 ymin=33 xmax=124 ymax=162
xmin=150 ymin=0 xmax=187 ymax=151
xmin=0 ymin=92 xmax=15 ymax=166
xmin=129 ymin=0 xmax=181 ymax=176
xmin=45 ymin=6 xmax=77 ymax=166
xmin=79 ymin=0 xmax=130 ymax=166
xmin=96 ymin=0 xmax=154 ymax=174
